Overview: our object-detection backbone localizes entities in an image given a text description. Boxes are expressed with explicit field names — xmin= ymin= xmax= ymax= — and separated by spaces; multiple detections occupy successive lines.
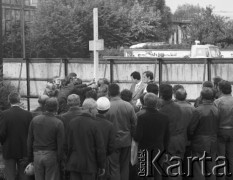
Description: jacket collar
xmin=202 ymin=100 xmax=213 ymax=105
xmin=109 ymin=96 xmax=121 ymax=101
xmin=69 ymin=106 xmax=82 ymax=111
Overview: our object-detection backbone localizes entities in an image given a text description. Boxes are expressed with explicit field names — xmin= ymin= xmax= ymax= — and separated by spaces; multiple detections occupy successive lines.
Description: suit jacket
xmin=67 ymin=111 xmax=106 ymax=173
xmin=0 ymin=106 xmax=32 ymax=159
xmin=130 ymin=82 xmax=146 ymax=103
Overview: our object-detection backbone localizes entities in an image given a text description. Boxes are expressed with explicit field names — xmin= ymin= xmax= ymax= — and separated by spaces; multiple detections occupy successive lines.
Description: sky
xmin=165 ymin=0 xmax=233 ymax=19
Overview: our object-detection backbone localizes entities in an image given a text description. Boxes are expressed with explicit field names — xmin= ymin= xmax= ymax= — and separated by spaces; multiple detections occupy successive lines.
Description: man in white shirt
xmin=129 ymin=71 xmax=146 ymax=105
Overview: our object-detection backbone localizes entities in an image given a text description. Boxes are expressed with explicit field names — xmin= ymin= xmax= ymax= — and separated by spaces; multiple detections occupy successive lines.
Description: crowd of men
xmin=0 ymin=71 xmax=232 ymax=180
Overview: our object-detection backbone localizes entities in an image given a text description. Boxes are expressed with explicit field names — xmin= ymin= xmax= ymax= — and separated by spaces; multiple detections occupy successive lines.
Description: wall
xmin=3 ymin=58 xmax=233 ymax=109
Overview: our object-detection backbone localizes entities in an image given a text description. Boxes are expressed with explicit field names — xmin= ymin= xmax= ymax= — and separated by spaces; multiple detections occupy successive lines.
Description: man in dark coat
xmin=0 ymin=92 xmax=32 ymax=180
xmin=159 ymin=84 xmax=185 ymax=180
xmin=67 ymin=98 xmax=106 ymax=180
xmin=31 ymin=94 xmax=49 ymax=117
xmin=96 ymin=97 xmax=115 ymax=180
xmin=27 ymin=98 xmax=64 ymax=180
xmin=188 ymin=87 xmax=219 ymax=180
xmin=134 ymin=93 xmax=170 ymax=180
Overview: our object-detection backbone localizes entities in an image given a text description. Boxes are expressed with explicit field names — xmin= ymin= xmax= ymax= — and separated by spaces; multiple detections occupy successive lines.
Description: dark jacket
xmin=67 ymin=111 xmax=106 ymax=173
xmin=106 ymin=96 xmax=137 ymax=148
xmin=31 ymin=106 xmax=46 ymax=118
xmin=188 ymin=101 xmax=219 ymax=153
xmin=61 ymin=106 xmax=83 ymax=155
xmin=0 ymin=106 xmax=32 ymax=159
xmin=159 ymin=100 xmax=186 ymax=154
xmin=95 ymin=114 xmax=115 ymax=156
xmin=27 ymin=112 xmax=64 ymax=162
xmin=176 ymin=101 xmax=195 ymax=145
xmin=134 ymin=108 xmax=170 ymax=151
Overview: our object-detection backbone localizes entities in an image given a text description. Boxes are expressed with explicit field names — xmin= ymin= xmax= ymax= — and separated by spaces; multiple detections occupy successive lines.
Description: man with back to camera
xmin=27 ymin=98 xmax=64 ymax=180
xmin=134 ymin=93 xmax=170 ymax=180
xmin=0 ymin=92 xmax=32 ymax=180
xmin=130 ymin=71 xmax=146 ymax=105
xmin=106 ymin=83 xmax=137 ymax=180
xmin=67 ymin=98 xmax=106 ymax=180
xmin=96 ymin=97 xmax=116 ymax=180
xmin=188 ymin=87 xmax=219 ymax=180
xmin=214 ymin=80 xmax=233 ymax=180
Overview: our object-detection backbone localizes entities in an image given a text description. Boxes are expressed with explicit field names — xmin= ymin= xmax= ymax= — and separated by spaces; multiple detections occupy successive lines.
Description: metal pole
xmin=21 ymin=0 xmax=26 ymax=59
xmin=159 ymin=59 xmax=162 ymax=85
xmin=207 ymin=59 xmax=211 ymax=81
xmin=0 ymin=0 xmax=3 ymax=84
xmin=110 ymin=59 xmax=114 ymax=83
xmin=26 ymin=58 xmax=30 ymax=110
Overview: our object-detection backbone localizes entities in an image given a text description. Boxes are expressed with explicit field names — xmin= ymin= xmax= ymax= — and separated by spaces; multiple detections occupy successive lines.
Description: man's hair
xmin=213 ymin=76 xmax=222 ymax=86
xmin=130 ymin=71 xmax=141 ymax=81
xmin=38 ymin=95 xmax=49 ymax=105
xmin=8 ymin=92 xmax=21 ymax=104
xmin=82 ymin=98 xmax=97 ymax=110
xmin=159 ymin=83 xmax=173 ymax=101
xmin=45 ymin=98 xmax=58 ymax=112
xmin=144 ymin=93 xmax=158 ymax=108
xmin=140 ymin=92 xmax=147 ymax=105
xmin=202 ymin=81 xmax=214 ymax=88
xmin=143 ymin=71 xmax=153 ymax=80
xmin=175 ymin=88 xmax=187 ymax=101
xmin=108 ymin=83 xmax=120 ymax=97
xmin=147 ymin=83 xmax=159 ymax=95
xmin=173 ymin=84 xmax=184 ymax=94
xmin=68 ymin=72 xmax=77 ymax=78
xmin=85 ymin=90 xmax=97 ymax=100
xmin=201 ymin=87 xmax=214 ymax=100
xmin=120 ymin=89 xmax=133 ymax=102
xmin=67 ymin=94 xmax=80 ymax=107
xmin=219 ymin=80 xmax=232 ymax=94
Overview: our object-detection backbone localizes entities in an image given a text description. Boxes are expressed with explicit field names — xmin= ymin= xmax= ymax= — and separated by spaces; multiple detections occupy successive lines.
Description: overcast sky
xmin=165 ymin=0 xmax=233 ymax=18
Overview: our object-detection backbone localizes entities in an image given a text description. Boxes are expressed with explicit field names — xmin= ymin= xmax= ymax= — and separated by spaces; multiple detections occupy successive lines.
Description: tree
xmin=189 ymin=7 xmax=230 ymax=46
xmin=173 ymin=4 xmax=204 ymax=20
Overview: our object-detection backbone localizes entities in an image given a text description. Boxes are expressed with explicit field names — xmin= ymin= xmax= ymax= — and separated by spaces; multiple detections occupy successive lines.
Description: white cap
xmin=96 ymin=97 xmax=110 ymax=111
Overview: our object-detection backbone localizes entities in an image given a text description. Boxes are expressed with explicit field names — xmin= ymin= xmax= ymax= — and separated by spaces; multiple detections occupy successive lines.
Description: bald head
xmin=175 ymin=88 xmax=187 ymax=101
xmin=82 ymin=98 xmax=97 ymax=110
xmin=67 ymin=94 xmax=80 ymax=107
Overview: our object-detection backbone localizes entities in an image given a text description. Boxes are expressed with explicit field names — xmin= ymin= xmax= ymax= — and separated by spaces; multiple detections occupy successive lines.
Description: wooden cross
xmin=89 ymin=8 xmax=104 ymax=83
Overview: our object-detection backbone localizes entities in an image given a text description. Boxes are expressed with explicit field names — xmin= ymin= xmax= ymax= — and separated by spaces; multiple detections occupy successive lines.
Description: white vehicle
xmin=190 ymin=44 xmax=222 ymax=58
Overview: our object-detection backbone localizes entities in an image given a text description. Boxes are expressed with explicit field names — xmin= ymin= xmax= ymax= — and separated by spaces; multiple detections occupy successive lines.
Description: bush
xmin=0 ymin=82 xmax=17 ymax=111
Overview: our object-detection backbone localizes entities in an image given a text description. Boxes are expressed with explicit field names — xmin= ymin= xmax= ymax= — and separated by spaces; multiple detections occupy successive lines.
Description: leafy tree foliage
xmin=28 ymin=0 xmax=172 ymax=57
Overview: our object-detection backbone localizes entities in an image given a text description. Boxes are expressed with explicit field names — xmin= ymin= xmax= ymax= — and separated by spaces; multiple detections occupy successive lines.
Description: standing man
xmin=214 ymin=80 xmax=233 ymax=180
xmin=27 ymin=98 xmax=64 ymax=180
xmin=188 ymin=88 xmax=219 ymax=180
xmin=134 ymin=93 xmax=170 ymax=180
xmin=159 ymin=84 xmax=185 ymax=180
xmin=0 ymin=92 xmax=32 ymax=180
xmin=67 ymin=98 xmax=106 ymax=180
xmin=106 ymin=83 xmax=137 ymax=180
xmin=130 ymin=71 xmax=146 ymax=105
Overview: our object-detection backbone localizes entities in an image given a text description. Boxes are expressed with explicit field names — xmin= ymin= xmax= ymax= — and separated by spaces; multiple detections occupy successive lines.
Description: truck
xmin=124 ymin=41 xmax=232 ymax=58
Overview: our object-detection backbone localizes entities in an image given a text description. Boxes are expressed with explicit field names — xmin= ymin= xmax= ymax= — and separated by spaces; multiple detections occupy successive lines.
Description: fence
xmin=3 ymin=57 xmax=233 ymax=110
